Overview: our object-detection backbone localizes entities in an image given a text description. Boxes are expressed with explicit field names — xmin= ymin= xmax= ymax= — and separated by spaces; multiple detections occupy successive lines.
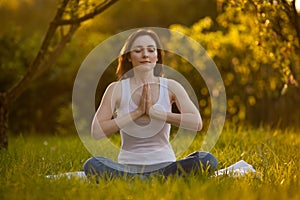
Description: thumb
xmin=147 ymin=83 xmax=151 ymax=100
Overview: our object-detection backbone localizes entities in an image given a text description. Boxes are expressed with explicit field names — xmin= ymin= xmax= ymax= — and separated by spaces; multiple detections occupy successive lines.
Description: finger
xmin=145 ymin=83 xmax=152 ymax=115
xmin=147 ymin=83 xmax=151 ymax=102
xmin=142 ymin=83 xmax=147 ymax=100
xmin=136 ymin=84 xmax=146 ymax=113
xmin=139 ymin=84 xmax=146 ymax=103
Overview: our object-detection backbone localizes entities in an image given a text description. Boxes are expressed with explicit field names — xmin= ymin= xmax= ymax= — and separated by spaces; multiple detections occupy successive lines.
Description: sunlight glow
xmin=296 ymin=0 xmax=300 ymax=13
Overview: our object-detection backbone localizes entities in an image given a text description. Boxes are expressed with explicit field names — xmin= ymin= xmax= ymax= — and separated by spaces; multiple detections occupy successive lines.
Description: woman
xmin=84 ymin=29 xmax=218 ymax=179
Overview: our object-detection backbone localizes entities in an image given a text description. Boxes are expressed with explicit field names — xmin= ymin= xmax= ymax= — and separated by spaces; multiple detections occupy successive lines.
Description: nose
xmin=142 ymin=49 xmax=149 ymax=58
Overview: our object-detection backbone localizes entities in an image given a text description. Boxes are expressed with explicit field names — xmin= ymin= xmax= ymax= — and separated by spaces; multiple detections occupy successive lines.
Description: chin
xmin=136 ymin=63 xmax=155 ymax=70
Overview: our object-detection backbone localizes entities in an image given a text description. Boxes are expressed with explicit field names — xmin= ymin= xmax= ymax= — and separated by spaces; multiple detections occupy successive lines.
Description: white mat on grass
xmin=45 ymin=171 xmax=87 ymax=180
xmin=214 ymin=160 xmax=256 ymax=177
xmin=45 ymin=160 xmax=256 ymax=180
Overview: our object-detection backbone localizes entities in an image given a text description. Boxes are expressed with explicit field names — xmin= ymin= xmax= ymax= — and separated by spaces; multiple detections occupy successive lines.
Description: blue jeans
xmin=83 ymin=151 xmax=218 ymax=180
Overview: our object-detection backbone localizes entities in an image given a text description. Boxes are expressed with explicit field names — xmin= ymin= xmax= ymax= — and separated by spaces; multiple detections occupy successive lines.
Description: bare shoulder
xmin=164 ymin=78 xmax=188 ymax=103
xmin=103 ymin=81 xmax=121 ymax=104
xmin=166 ymin=78 xmax=186 ymax=93
xmin=106 ymin=81 xmax=121 ymax=92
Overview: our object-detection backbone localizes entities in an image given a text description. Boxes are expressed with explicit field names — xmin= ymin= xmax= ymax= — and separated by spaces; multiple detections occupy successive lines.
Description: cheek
xmin=129 ymin=53 xmax=139 ymax=61
xmin=154 ymin=51 xmax=159 ymax=59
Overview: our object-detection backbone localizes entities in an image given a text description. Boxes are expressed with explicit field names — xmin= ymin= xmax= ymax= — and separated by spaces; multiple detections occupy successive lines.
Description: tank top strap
xmin=120 ymin=78 xmax=131 ymax=109
xmin=157 ymin=77 xmax=171 ymax=109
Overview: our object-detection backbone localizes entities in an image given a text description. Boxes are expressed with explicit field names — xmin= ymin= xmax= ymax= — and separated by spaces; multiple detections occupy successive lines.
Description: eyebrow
xmin=132 ymin=45 xmax=156 ymax=48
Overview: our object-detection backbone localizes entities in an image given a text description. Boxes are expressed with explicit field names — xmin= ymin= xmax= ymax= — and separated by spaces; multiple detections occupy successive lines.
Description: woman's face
xmin=129 ymin=35 xmax=158 ymax=69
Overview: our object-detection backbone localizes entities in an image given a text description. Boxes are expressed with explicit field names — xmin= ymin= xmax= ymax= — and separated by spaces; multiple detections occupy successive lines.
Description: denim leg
xmin=83 ymin=152 xmax=218 ymax=180
xmin=83 ymin=157 xmax=128 ymax=180
xmin=186 ymin=151 xmax=218 ymax=172
xmin=160 ymin=151 xmax=218 ymax=177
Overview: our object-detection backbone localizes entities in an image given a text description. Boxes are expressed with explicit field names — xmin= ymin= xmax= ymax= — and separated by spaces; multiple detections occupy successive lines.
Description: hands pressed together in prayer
xmin=135 ymin=83 xmax=166 ymax=122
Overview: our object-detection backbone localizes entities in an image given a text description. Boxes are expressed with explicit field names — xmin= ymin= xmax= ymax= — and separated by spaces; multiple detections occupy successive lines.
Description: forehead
xmin=131 ymin=35 xmax=157 ymax=47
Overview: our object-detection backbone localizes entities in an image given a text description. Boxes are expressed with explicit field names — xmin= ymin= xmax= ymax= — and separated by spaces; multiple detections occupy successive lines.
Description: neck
xmin=132 ymin=70 xmax=157 ymax=84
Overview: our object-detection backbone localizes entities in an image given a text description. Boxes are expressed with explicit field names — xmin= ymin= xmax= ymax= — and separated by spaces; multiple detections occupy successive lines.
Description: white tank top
xmin=117 ymin=77 xmax=176 ymax=165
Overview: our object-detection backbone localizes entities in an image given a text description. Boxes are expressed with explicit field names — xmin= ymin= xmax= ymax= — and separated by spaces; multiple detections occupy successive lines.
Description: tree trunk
xmin=0 ymin=0 xmax=120 ymax=150
xmin=0 ymin=93 xmax=8 ymax=149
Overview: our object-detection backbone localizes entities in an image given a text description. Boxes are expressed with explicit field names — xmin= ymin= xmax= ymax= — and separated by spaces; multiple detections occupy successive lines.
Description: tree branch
xmin=35 ymin=24 xmax=80 ymax=79
xmin=291 ymin=0 xmax=300 ymax=46
xmin=56 ymin=0 xmax=119 ymax=25
xmin=7 ymin=0 xmax=70 ymax=103
xmin=281 ymin=0 xmax=300 ymax=82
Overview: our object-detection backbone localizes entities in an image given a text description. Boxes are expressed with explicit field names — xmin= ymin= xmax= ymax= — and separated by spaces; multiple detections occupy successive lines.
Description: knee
xmin=83 ymin=157 xmax=99 ymax=175
xmin=196 ymin=151 xmax=218 ymax=172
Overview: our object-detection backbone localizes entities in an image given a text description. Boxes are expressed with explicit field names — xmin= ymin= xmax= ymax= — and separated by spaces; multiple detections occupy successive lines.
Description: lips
xmin=140 ymin=61 xmax=151 ymax=64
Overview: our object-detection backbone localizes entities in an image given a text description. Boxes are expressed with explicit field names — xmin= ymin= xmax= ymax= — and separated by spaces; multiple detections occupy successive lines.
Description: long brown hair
xmin=116 ymin=29 xmax=164 ymax=80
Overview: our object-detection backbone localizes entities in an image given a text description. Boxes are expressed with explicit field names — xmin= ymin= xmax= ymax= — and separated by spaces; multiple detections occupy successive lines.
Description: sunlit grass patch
xmin=0 ymin=127 xmax=299 ymax=200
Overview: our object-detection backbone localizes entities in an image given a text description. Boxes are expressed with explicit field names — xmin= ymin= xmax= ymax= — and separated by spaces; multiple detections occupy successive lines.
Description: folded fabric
xmin=45 ymin=160 xmax=256 ymax=180
xmin=45 ymin=171 xmax=87 ymax=180
xmin=215 ymin=160 xmax=256 ymax=177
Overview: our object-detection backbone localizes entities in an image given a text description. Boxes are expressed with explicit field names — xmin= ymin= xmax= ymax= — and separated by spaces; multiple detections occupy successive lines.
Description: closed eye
xmin=147 ymin=47 xmax=156 ymax=52
xmin=133 ymin=48 xmax=142 ymax=53
xmin=131 ymin=46 xmax=157 ymax=53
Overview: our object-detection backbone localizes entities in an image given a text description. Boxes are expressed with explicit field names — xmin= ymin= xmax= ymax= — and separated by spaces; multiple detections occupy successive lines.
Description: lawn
xmin=0 ymin=126 xmax=299 ymax=200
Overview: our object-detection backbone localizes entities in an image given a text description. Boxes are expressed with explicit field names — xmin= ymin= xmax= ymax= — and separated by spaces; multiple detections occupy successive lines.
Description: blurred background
xmin=0 ymin=0 xmax=299 ymax=137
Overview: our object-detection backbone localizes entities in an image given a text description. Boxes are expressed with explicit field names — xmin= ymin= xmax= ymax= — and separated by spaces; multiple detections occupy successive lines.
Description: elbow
xmin=197 ymin=120 xmax=203 ymax=131
xmin=91 ymin=126 xmax=104 ymax=140
xmin=92 ymin=132 xmax=103 ymax=140
xmin=181 ymin=112 xmax=202 ymax=131
xmin=196 ymin=114 xmax=203 ymax=132
xmin=91 ymin=119 xmax=107 ymax=140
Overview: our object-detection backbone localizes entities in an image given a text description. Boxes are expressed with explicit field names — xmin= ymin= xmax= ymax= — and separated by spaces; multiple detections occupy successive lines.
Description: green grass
xmin=1 ymin=126 xmax=299 ymax=200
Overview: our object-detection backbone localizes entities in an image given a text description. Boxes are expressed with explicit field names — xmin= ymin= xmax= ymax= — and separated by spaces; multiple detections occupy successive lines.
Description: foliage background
xmin=0 ymin=0 xmax=299 ymax=136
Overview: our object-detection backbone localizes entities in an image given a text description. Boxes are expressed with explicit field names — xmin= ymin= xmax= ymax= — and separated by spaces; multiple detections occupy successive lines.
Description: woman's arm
xmin=149 ymin=79 xmax=202 ymax=131
xmin=91 ymin=81 xmax=147 ymax=140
